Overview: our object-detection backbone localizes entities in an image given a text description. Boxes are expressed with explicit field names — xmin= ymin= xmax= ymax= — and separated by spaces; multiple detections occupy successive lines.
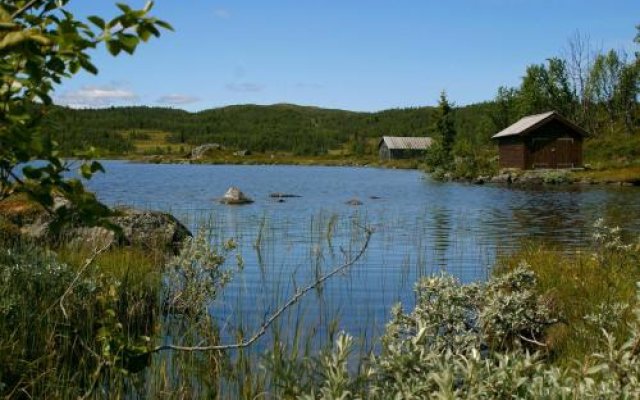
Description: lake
xmin=87 ymin=161 xmax=640 ymax=348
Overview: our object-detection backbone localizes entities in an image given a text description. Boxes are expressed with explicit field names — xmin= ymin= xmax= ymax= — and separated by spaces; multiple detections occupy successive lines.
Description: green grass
xmin=495 ymin=239 xmax=640 ymax=365
xmin=573 ymin=165 xmax=640 ymax=184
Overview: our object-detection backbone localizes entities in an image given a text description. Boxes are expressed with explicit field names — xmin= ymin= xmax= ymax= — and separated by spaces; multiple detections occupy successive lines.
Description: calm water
xmin=87 ymin=161 xmax=640 ymax=347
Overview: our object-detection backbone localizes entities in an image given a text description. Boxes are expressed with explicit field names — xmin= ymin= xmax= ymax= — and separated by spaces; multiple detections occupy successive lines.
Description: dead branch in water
xmin=147 ymin=224 xmax=374 ymax=354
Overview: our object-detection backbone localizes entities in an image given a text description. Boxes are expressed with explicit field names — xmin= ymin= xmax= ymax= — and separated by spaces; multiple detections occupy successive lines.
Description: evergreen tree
xmin=433 ymin=91 xmax=456 ymax=161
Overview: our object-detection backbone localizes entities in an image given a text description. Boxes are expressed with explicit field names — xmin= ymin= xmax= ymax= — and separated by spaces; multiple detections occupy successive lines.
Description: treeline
xmin=44 ymin=102 xmax=497 ymax=156
xmin=489 ymin=30 xmax=639 ymax=138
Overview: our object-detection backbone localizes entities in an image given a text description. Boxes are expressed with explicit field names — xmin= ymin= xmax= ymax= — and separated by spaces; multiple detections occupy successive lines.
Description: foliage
xmin=0 ymin=0 xmax=171 ymax=220
xmin=0 ymin=242 xmax=161 ymax=397
xmin=451 ymin=138 xmax=498 ymax=179
xmin=294 ymin=221 xmax=640 ymax=399
xmin=164 ymin=228 xmax=241 ymax=317
xmin=432 ymin=91 xmax=456 ymax=160
xmin=540 ymin=170 xmax=571 ymax=184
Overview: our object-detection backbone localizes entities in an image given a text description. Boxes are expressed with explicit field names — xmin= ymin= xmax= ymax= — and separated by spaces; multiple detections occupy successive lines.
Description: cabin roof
xmin=379 ymin=136 xmax=433 ymax=150
xmin=491 ymin=111 xmax=589 ymax=139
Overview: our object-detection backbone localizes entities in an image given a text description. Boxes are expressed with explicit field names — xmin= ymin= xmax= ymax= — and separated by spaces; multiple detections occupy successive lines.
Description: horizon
xmin=55 ymin=1 xmax=639 ymax=112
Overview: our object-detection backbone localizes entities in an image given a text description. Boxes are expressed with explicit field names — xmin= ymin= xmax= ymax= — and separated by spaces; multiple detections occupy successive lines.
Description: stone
xmin=269 ymin=192 xmax=301 ymax=198
xmin=0 ymin=195 xmax=192 ymax=253
xmin=490 ymin=173 xmax=513 ymax=184
xmin=219 ymin=187 xmax=254 ymax=205
xmin=345 ymin=198 xmax=363 ymax=206
xmin=107 ymin=207 xmax=191 ymax=253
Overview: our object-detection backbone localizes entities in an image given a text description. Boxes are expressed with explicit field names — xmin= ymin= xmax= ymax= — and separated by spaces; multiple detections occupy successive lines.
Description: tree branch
xmin=147 ymin=225 xmax=374 ymax=354
xmin=11 ymin=0 xmax=41 ymax=19
xmin=57 ymin=241 xmax=111 ymax=319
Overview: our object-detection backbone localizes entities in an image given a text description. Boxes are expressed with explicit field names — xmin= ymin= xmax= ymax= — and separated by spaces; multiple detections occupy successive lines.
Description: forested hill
xmin=44 ymin=102 xmax=497 ymax=156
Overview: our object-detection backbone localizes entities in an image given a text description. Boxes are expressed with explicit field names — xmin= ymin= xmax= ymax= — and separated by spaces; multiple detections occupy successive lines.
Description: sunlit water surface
xmin=87 ymin=161 xmax=640 ymax=349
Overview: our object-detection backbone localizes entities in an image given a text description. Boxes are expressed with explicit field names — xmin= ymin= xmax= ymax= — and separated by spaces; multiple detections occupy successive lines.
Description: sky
xmin=55 ymin=1 xmax=639 ymax=112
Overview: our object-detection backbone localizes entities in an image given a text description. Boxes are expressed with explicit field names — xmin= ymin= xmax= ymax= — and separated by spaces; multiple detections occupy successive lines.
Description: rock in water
xmin=269 ymin=192 xmax=301 ymax=198
xmin=220 ymin=187 xmax=254 ymax=205
xmin=345 ymin=198 xmax=363 ymax=206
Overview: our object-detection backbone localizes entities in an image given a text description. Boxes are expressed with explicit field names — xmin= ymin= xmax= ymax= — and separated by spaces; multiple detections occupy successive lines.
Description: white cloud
xmin=225 ymin=82 xmax=264 ymax=93
xmin=56 ymin=85 xmax=138 ymax=108
xmin=156 ymin=94 xmax=200 ymax=105
xmin=214 ymin=8 xmax=231 ymax=19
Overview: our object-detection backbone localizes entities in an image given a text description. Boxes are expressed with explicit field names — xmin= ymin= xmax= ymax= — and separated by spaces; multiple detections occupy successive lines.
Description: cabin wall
xmin=525 ymin=120 xmax=583 ymax=169
xmin=497 ymin=136 xmax=526 ymax=169
xmin=379 ymin=144 xmax=427 ymax=160
xmin=379 ymin=143 xmax=391 ymax=160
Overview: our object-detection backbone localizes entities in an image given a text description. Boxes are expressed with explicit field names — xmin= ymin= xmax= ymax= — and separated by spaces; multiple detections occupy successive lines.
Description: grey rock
xmin=12 ymin=200 xmax=191 ymax=253
xmin=109 ymin=207 xmax=191 ymax=252
xmin=345 ymin=198 xmax=363 ymax=206
xmin=219 ymin=187 xmax=254 ymax=205
xmin=490 ymin=173 xmax=513 ymax=184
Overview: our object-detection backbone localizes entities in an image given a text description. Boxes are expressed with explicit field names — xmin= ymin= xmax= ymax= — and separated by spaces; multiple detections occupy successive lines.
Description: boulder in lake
xmin=220 ymin=187 xmax=254 ymax=205
xmin=345 ymin=198 xmax=363 ymax=206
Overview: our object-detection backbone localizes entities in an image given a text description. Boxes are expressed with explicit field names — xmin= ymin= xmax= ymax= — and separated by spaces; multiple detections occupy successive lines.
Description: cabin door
xmin=530 ymin=138 xmax=552 ymax=168
xmin=531 ymin=137 xmax=574 ymax=169
xmin=554 ymin=138 xmax=574 ymax=168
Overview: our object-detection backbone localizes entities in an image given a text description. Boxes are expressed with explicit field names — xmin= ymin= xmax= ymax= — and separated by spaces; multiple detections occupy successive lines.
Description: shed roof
xmin=379 ymin=136 xmax=434 ymax=150
xmin=492 ymin=111 xmax=589 ymax=139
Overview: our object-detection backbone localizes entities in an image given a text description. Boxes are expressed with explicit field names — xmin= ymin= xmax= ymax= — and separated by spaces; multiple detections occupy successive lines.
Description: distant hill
xmin=44 ymin=102 xmax=497 ymax=156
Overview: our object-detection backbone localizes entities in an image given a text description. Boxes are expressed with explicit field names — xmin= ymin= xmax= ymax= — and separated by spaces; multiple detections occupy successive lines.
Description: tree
xmin=563 ymin=31 xmax=596 ymax=128
xmin=518 ymin=58 xmax=576 ymax=118
xmin=0 ymin=0 xmax=171 ymax=217
xmin=490 ymin=86 xmax=520 ymax=131
xmin=588 ymin=50 xmax=638 ymax=134
xmin=433 ymin=91 xmax=456 ymax=160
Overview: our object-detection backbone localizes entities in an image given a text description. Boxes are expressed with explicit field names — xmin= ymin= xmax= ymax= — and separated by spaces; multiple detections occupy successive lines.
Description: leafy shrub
xmin=540 ymin=170 xmax=571 ymax=184
xmin=295 ymin=221 xmax=640 ymax=399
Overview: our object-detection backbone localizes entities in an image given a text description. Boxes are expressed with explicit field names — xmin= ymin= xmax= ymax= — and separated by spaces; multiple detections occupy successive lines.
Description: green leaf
xmin=118 ymin=34 xmax=139 ymax=54
xmin=87 ymin=15 xmax=106 ymax=29
xmin=106 ymin=39 xmax=122 ymax=56
xmin=22 ymin=166 xmax=43 ymax=179
xmin=116 ymin=3 xmax=132 ymax=14
xmin=79 ymin=58 xmax=98 ymax=75
xmin=155 ymin=20 xmax=173 ymax=31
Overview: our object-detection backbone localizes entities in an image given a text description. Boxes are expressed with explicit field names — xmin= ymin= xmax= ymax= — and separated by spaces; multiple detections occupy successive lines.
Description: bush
xmin=293 ymin=220 xmax=640 ymax=399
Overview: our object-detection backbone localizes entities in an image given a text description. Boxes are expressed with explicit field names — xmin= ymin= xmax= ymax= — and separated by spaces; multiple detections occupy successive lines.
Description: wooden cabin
xmin=378 ymin=136 xmax=433 ymax=160
xmin=492 ymin=111 xmax=587 ymax=169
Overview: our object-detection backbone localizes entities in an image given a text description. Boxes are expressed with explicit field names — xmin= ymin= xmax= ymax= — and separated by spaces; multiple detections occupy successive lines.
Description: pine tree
xmin=434 ymin=91 xmax=456 ymax=161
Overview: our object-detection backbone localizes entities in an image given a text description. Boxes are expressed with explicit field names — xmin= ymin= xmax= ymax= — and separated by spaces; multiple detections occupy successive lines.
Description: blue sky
xmin=56 ymin=1 xmax=639 ymax=112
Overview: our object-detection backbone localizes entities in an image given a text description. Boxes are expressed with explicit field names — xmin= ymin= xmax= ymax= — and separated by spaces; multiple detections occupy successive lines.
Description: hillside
xmin=44 ymin=102 xmax=497 ymax=157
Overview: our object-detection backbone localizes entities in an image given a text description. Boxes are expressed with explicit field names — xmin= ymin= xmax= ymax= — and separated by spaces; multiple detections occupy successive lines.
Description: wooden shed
xmin=378 ymin=136 xmax=433 ymax=160
xmin=492 ymin=111 xmax=587 ymax=169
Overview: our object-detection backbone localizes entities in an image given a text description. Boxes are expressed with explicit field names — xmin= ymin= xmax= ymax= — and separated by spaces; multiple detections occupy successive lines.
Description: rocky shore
xmin=0 ymin=195 xmax=191 ymax=253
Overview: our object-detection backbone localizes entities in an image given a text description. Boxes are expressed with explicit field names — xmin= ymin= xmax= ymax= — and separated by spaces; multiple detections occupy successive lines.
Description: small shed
xmin=492 ymin=111 xmax=587 ymax=169
xmin=378 ymin=136 xmax=433 ymax=160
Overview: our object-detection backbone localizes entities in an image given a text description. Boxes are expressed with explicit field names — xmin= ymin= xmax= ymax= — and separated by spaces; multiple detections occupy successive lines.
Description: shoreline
xmin=89 ymin=154 xmax=640 ymax=187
